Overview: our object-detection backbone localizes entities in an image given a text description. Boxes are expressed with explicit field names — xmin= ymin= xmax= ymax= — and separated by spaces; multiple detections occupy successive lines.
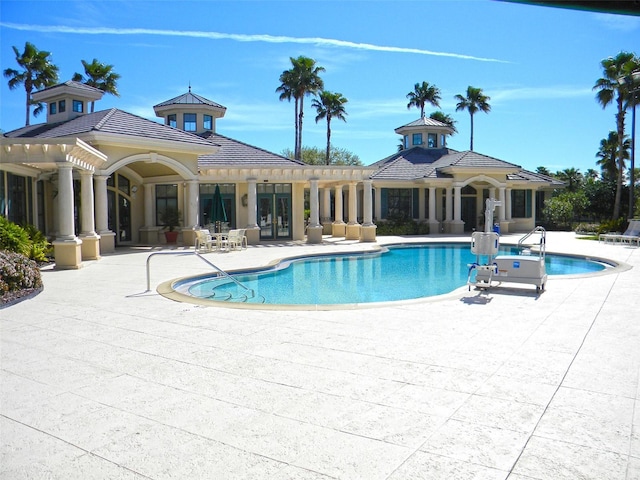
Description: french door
xmin=257 ymin=183 xmax=291 ymax=240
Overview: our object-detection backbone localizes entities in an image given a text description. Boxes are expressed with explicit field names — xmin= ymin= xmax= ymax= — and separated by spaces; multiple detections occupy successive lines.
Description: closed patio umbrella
xmin=210 ymin=184 xmax=227 ymax=233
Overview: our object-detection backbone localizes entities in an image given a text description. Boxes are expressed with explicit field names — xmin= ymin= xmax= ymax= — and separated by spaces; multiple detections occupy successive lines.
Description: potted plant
xmin=160 ymin=206 xmax=182 ymax=244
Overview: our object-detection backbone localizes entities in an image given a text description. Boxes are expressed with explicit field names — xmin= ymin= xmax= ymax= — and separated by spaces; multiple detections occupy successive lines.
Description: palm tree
xmin=536 ymin=166 xmax=552 ymax=177
xmin=428 ymin=111 xmax=457 ymax=134
xmin=454 ymin=86 xmax=491 ymax=151
xmin=276 ymin=69 xmax=298 ymax=160
xmin=596 ymin=131 xmax=629 ymax=182
xmin=406 ymin=82 xmax=441 ymax=118
xmin=72 ymin=58 xmax=121 ymax=112
xmin=3 ymin=42 xmax=59 ymax=126
xmin=593 ymin=51 xmax=637 ymax=218
xmin=556 ymin=167 xmax=584 ymax=192
xmin=312 ymin=91 xmax=348 ymax=165
xmin=276 ymin=56 xmax=325 ymax=161
xmin=585 ymin=168 xmax=599 ymax=181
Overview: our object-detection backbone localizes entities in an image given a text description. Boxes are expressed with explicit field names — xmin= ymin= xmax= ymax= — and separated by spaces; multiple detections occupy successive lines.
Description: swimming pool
xmin=171 ymin=243 xmax=611 ymax=307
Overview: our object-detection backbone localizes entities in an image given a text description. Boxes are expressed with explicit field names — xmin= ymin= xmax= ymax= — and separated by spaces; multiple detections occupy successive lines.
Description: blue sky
xmin=1 ymin=0 xmax=638 ymax=174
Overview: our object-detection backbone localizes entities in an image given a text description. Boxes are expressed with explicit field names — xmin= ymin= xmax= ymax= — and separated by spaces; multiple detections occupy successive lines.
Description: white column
xmin=347 ymin=182 xmax=359 ymax=225
xmin=445 ymin=186 xmax=453 ymax=222
xmin=362 ymin=180 xmax=373 ymax=226
xmin=374 ymin=185 xmax=382 ymax=221
xmin=80 ymin=171 xmax=96 ymax=236
xmin=247 ymin=178 xmax=258 ymax=228
xmin=530 ymin=189 xmax=537 ymax=222
xmin=334 ymin=184 xmax=344 ymax=224
xmin=186 ymin=180 xmax=199 ymax=228
xmin=454 ymin=186 xmax=462 ymax=222
xmin=506 ymin=188 xmax=512 ymax=221
xmin=309 ymin=178 xmax=321 ymax=228
xmin=94 ymin=175 xmax=110 ymax=234
xmin=56 ymin=162 xmax=76 ymax=241
xmin=499 ymin=187 xmax=506 ymax=222
xmin=321 ymin=187 xmax=331 ymax=224
xmin=144 ymin=183 xmax=154 ymax=227
xmin=428 ymin=187 xmax=437 ymax=222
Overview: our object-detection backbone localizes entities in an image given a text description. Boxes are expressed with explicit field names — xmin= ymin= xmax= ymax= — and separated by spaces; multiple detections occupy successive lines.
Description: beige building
xmin=1 ymin=81 xmax=560 ymax=269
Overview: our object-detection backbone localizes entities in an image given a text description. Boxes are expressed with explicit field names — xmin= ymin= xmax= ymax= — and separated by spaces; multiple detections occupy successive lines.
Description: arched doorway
xmin=107 ymin=172 xmax=133 ymax=245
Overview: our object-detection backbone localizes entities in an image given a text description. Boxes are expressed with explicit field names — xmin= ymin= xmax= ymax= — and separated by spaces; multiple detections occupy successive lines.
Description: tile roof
xmin=398 ymin=117 xmax=449 ymax=129
xmin=371 ymin=147 xmax=451 ymax=180
xmin=198 ymin=131 xmax=306 ymax=167
xmin=33 ymin=80 xmax=104 ymax=97
xmin=3 ymin=109 xmax=214 ymax=147
xmin=370 ymin=147 xmax=555 ymax=184
xmin=153 ymin=91 xmax=226 ymax=110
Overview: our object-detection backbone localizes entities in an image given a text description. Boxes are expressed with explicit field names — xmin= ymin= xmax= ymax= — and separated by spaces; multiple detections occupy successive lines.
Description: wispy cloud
xmin=490 ymin=85 xmax=594 ymax=103
xmin=593 ymin=13 xmax=640 ymax=32
xmin=0 ymin=22 xmax=509 ymax=63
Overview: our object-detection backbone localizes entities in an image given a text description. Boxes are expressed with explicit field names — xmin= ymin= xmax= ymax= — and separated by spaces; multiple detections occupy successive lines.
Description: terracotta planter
xmin=164 ymin=230 xmax=179 ymax=244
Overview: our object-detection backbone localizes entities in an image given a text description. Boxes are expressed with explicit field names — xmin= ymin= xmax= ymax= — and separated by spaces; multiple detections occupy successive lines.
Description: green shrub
xmin=574 ymin=223 xmax=600 ymax=234
xmin=375 ymin=215 xmax=430 ymax=235
xmin=597 ymin=218 xmax=626 ymax=234
xmin=0 ymin=217 xmax=51 ymax=262
xmin=0 ymin=216 xmax=30 ymax=255
xmin=22 ymin=224 xmax=51 ymax=262
xmin=0 ymin=250 xmax=43 ymax=295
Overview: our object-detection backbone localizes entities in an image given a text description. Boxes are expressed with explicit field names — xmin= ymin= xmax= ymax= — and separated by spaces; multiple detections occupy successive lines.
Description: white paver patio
xmin=1 ymin=232 xmax=639 ymax=479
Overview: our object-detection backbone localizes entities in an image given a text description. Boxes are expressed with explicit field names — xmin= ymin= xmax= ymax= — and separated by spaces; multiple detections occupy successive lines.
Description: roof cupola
xmin=31 ymin=80 xmax=104 ymax=124
xmin=153 ymin=90 xmax=226 ymax=134
xmin=395 ymin=117 xmax=454 ymax=150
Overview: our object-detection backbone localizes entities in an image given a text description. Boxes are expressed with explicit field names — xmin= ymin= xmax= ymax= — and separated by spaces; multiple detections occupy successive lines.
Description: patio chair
xmin=195 ymin=229 xmax=216 ymax=252
xmin=599 ymin=220 xmax=640 ymax=246
xmin=221 ymin=229 xmax=247 ymax=251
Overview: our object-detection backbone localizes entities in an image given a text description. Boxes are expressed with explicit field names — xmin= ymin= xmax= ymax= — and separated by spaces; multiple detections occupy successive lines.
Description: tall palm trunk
xmin=470 ymin=112 xmax=475 ymax=151
xmin=294 ymin=97 xmax=300 ymax=161
xmin=24 ymin=78 xmax=32 ymax=126
xmin=614 ymin=99 xmax=626 ymax=219
xmin=325 ymin=117 xmax=332 ymax=165
xmin=297 ymin=96 xmax=305 ymax=161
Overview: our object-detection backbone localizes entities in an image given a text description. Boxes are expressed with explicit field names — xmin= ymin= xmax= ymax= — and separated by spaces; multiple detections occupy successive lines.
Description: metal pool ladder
xmin=145 ymin=250 xmax=257 ymax=301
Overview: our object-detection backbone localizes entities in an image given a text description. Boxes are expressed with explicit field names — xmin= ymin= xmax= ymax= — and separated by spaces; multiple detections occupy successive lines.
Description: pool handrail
xmin=517 ymin=226 xmax=546 ymax=258
xmin=145 ymin=250 xmax=255 ymax=297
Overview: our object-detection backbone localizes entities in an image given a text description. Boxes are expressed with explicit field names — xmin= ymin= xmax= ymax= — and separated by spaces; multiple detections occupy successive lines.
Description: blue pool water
xmin=178 ymin=243 xmax=608 ymax=305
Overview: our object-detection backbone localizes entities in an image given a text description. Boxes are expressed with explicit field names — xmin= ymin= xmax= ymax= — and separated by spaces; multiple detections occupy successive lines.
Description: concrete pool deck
xmin=1 ymin=232 xmax=639 ymax=479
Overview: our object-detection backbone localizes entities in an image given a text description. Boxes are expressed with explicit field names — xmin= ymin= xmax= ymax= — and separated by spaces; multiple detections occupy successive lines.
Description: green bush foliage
xmin=0 ymin=250 xmax=43 ymax=295
xmin=574 ymin=223 xmax=600 ymax=234
xmin=597 ymin=217 xmax=626 ymax=234
xmin=375 ymin=215 xmax=430 ymax=235
xmin=0 ymin=217 xmax=50 ymax=262
xmin=0 ymin=216 xmax=30 ymax=255
xmin=542 ymin=191 xmax=589 ymax=229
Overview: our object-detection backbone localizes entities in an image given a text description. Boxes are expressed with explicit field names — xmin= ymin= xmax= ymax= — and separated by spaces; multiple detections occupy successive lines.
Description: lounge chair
xmin=599 ymin=220 xmax=640 ymax=246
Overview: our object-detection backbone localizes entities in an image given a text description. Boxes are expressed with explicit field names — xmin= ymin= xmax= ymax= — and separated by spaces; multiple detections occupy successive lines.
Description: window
xmin=511 ymin=189 xmax=533 ymax=218
xmin=428 ymin=133 xmax=437 ymax=148
xmin=184 ymin=113 xmax=197 ymax=132
xmin=72 ymin=100 xmax=83 ymax=113
xmin=167 ymin=114 xmax=176 ymax=128
xmin=5 ymin=172 xmax=32 ymax=225
xmin=412 ymin=133 xmax=422 ymax=146
xmin=384 ymin=188 xmax=413 ymax=218
xmin=404 ymin=136 xmax=409 ymax=149
xmin=440 ymin=134 xmax=446 ymax=147
xmin=156 ymin=184 xmax=178 ymax=225
xmin=203 ymin=114 xmax=212 ymax=130
xmin=59 ymin=100 xmax=66 ymax=113
xmin=49 ymin=102 xmax=57 ymax=115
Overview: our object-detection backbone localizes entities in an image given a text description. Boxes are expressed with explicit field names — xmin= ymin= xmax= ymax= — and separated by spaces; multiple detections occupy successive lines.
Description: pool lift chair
xmin=467 ymin=199 xmax=548 ymax=294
